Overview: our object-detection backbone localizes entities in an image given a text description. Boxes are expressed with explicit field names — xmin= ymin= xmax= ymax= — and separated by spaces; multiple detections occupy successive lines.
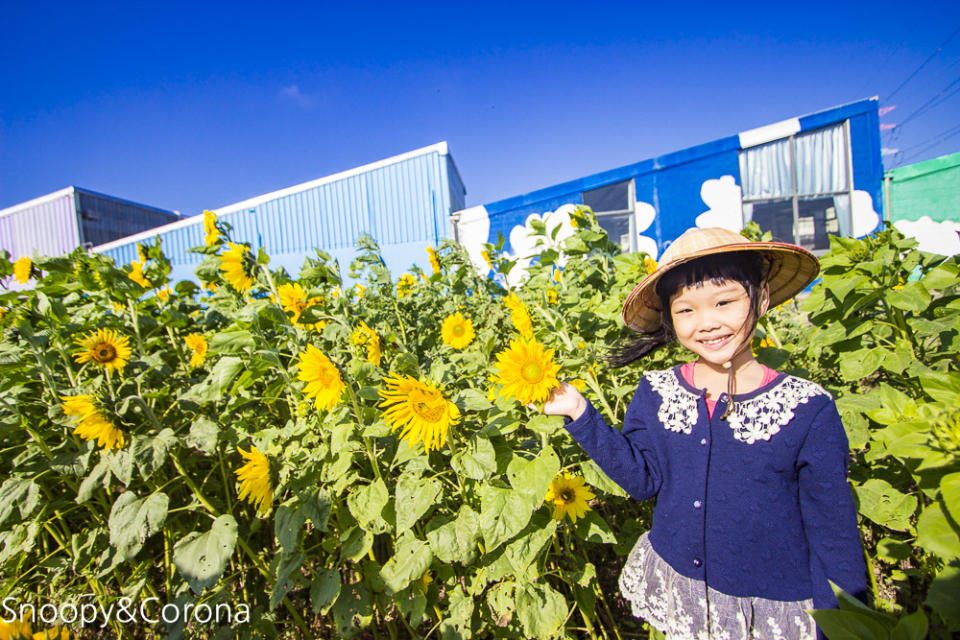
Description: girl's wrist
xmin=569 ymin=396 xmax=588 ymax=422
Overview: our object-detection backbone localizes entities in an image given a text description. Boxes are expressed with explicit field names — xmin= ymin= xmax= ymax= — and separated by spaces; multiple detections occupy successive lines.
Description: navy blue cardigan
xmin=565 ymin=365 xmax=867 ymax=614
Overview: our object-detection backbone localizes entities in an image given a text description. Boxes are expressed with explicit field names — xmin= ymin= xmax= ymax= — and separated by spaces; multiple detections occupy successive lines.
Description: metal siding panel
xmin=0 ymin=194 xmax=79 ymax=259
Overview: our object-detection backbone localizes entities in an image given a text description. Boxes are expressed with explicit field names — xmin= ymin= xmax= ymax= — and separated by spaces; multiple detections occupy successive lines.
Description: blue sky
xmin=2 ymin=1 xmax=959 ymax=214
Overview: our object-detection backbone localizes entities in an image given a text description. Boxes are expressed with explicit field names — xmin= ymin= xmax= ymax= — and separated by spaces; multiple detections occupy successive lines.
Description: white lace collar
xmin=643 ymin=368 xmax=830 ymax=444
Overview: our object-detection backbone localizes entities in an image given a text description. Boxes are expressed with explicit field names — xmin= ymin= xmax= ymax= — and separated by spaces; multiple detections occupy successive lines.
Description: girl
xmin=543 ymin=227 xmax=867 ymax=640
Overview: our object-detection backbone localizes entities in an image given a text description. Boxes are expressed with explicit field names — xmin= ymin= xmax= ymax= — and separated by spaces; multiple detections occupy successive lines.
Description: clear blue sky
xmin=2 ymin=1 xmax=959 ymax=214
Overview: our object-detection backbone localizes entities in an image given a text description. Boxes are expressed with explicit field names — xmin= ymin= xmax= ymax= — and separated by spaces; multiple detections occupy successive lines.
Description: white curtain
xmin=796 ymin=125 xmax=847 ymax=195
xmin=739 ymin=124 xmax=847 ymax=199
xmin=740 ymin=139 xmax=792 ymax=199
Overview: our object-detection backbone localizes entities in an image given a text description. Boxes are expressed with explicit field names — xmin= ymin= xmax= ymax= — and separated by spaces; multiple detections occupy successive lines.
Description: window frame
xmin=739 ymin=120 xmax=855 ymax=254
xmin=584 ymin=179 xmax=637 ymax=252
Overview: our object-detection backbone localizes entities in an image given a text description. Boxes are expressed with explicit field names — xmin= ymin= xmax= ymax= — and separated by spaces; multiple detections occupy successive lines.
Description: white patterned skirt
xmin=618 ymin=533 xmax=816 ymax=640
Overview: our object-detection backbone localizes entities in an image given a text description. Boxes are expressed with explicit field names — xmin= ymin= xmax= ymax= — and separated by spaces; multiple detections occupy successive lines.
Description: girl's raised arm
xmin=548 ymin=380 xmax=662 ymax=501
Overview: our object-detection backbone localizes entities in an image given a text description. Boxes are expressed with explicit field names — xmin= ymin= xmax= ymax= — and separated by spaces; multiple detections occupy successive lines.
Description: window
xmin=583 ymin=180 xmax=635 ymax=251
xmin=739 ymin=123 xmax=853 ymax=252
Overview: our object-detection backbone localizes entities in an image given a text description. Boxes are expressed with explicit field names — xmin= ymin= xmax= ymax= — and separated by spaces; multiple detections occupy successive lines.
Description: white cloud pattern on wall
xmin=634 ymin=201 xmax=659 ymax=259
xmin=851 ymin=190 xmax=880 ymax=238
xmin=455 ymin=205 xmax=491 ymax=274
xmin=894 ymin=216 xmax=960 ymax=256
xmin=695 ymin=176 xmax=743 ymax=231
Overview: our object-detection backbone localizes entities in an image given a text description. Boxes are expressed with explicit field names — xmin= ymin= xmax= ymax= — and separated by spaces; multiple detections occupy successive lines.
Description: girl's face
xmin=668 ymin=279 xmax=767 ymax=366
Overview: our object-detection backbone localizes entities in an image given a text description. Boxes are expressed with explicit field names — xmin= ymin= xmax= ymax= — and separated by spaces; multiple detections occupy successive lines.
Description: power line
xmin=897 ymin=123 xmax=960 ymax=165
xmin=896 ymin=73 xmax=960 ymax=129
xmin=885 ymin=25 xmax=960 ymax=101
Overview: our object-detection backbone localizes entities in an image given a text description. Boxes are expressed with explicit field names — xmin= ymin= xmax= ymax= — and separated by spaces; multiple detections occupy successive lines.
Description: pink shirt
xmin=679 ymin=362 xmax=779 ymax=418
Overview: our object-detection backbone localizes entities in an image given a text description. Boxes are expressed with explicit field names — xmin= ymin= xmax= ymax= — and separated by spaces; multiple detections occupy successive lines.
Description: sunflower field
xmin=0 ymin=208 xmax=958 ymax=640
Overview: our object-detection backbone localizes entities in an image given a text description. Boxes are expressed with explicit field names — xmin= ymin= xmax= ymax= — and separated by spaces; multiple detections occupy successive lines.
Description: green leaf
xmin=573 ymin=510 xmax=617 ymax=544
xmin=890 ymin=609 xmax=928 ymax=640
xmin=310 ymin=568 xmax=341 ymax=614
xmin=580 ymin=460 xmax=628 ymax=497
xmin=886 ymin=282 xmax=932 ymax=313
xmin=507 ymin=446 xmax=560 ymax=501
xmin=209 ymin=330 xmax=256 ymax=353
xmin=526 ymin=414 xmax=563 ymax=435
xmin=486 ymin=581 xmax=517 ymax=627
xmin=347 ymin=479 xmax=390 ymax=533
xmin=173 ymin=514 xmax=238 ymax=594
xmin=439 ymin=587 xmax=474 ymax=639
xmin=395 ymin=473 xmax=441 ymax=532
xmin=504 ymin=514 xmax=556 ymax=579
xmin=875 ymin=537 xmax=913 ymax=563
xmin=924 ymin=561 xmax=960 ymax=631
xmin=380 ymin=535 xmax=433 ymax=593
xmin=853 ymin=479 xmax=917 ymax=532
xmin=922 ymin=263 xmax=960 ymax=290
xmin=426 ymin=506 xmax=481 ymax=565
xmin=331 ymin=582 xmax=373 ymax=638
xmin=516 ymin=582 xmax=567 ymax=639
xmin=270 ymin=550 xmax=304 ymax=610
xmin=132 ymin=429 xmax=177 ymax=481
xmin=479 ymin=485 xmax=539 ymax=553
xmin=186 ymin=417 xmax=219 ymax=454
xmin=450 ymin=435 xmax=497 ymax=481
xmin=917 ymin=501 xmax=960 ymax=560
xmin=108 ymin=491 xmax=169 ymax=562
xmin=807 ymin=608 xmax=894 ymax=639
xmin=0 ymin=477 xmax=38 ymax=526
xmin=457 ymin=388 xmax=493 ymax=412
xmin=918 ymin=371 xmax=960 ymax=405
xmin=77 ymin=454 xmax=112 ymax=504
xmin=942 ymin=472 xmax=960 ymax=522
xmin=109 ymin=448 xmax=135 ymax=486
xmin=340 ymin=527 xmax=374 ymax=563
xmin=839 ymin=348 xmax=885 ymax=381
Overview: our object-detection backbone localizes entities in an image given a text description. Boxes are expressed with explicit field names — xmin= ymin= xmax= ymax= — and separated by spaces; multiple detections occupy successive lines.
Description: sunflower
xmin=545 ymin=471 xmax=595 ymax=523
xmin=220 ymin=242 xmax=255 ymax=293
xmin=203 ymin=209 xmax=220 ymax=247
xmin=545 ymin=288 xmax=559 ymax=305
xmin=156 ymin=287 xmax=172 ymax=302
xmin=13 ymin=256 xmax=32 ymax=284
xmin=137 ymin=243 xmax=149 ymax=264
xmin=397 ymin=273 xmax=416 ymax=298
xmin=426 ymin=246 xmax=441 ymax=275
xmin=350 ymin=321 xmax=381 ymax=366
xmin=552 ymin=267 xmax=562 ymax=284
xmin=235 ymin=445 xmax=273 ymax=516
xmin=441 ymin=313 xmax=475 ymax=350
xmin=378 ymin=373 xmax=460 ymax=453
xmin=0 ymin=614 xmax=32 ymax=640
xmin=277 ymin=282 xmax=323 ymax=328
xmin=355 ymin=283 xmax=365 ymax=298
xmin=184 ymin=333 xmax=208 ymax=368
xmin=296 ymin=345 xmax=345 ymax=411
xmin=73 ymin=328 xmax=132 ymax=374
xmin=61 ymin=394 xmax=125 ymax=450
xmin=493 ymin=337 xmax=561 ymax=405
xmin=569 ymin=378 xmax=588 ymax=392
xmin=644 ymin=256 xmax=658 ymax=275
xmin=504 ymin=293 xmax=533 ymax=338
xmin=128 ymin=260 xmax=150 ymax=288
xmin=481 ymin=250 xmax=494 ymax=270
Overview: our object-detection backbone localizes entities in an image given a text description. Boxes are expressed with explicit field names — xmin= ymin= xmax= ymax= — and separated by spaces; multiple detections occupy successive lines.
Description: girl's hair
xmin=607 ymin=251 xmax=769 ymax=368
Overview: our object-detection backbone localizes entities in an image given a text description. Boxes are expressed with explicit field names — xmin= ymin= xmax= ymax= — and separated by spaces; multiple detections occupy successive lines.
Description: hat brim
xmin=621 ymin=242 xmax=820 ymax=332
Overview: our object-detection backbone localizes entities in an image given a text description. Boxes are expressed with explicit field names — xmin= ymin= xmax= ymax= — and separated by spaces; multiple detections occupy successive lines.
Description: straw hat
xmin=621 ymin=227 xmax=819 ymax=332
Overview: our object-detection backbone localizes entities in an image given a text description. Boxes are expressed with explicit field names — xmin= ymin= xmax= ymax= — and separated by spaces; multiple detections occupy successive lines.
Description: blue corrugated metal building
xmin=94 ymin=142 xmax=465 ymax=284
xmin=452 ymin=98 xmax=884 ymax=282
xmin=0 ymin=186 xmax=179 ymax=266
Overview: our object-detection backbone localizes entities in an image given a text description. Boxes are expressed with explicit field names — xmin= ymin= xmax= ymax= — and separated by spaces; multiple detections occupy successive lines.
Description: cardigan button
xmin=694 ymin=500 xmax=702 ymax=509
xmin=693 ymin=558 xmax=703 ymax=568
xmin=700 ymin=438 xmax=707 ymax=446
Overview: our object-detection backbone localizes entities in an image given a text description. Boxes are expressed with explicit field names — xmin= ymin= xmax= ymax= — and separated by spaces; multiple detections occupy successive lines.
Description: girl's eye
xmin=717 ymin=300 xmax=732 ymax=306
xmin=674 ymin=308 xmax=691 ymax=314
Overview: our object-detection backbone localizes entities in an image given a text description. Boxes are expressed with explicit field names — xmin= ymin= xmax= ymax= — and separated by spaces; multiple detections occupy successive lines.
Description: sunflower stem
xmin=344 ymin=381 xmax=383 ymax=482
xmin=127 ymin=299 xmax=146 ymax=355
xmin=170 ymin=451 xmax=219 ymax=514
xmin=165 ymin=325 xmax=189 ymax=370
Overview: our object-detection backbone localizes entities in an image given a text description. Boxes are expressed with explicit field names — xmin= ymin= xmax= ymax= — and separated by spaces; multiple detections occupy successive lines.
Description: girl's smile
xmin=669 ymin=280 xmax=767 ymax=369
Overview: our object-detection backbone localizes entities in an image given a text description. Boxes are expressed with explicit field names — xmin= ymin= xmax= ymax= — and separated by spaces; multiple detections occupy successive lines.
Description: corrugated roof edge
xmin=92 ymin=142 xmax=451 ymax=253
xmin=1 ymin=186 xmax=179 ymax=220
xmin=0 ymin=187 xmax=75 ymax=219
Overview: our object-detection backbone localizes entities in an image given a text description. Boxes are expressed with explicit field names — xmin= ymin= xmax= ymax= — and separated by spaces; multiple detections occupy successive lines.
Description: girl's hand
xmin=541 ymin=382 xmax=588 ymax=421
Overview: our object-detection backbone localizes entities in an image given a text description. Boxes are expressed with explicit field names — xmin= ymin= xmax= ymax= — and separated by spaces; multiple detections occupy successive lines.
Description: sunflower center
xmin=560 ymin=489 xmax=575 ymax=503
xmin=521 ymin=362 xmax=544 ymax=383
xmin=452 ymin=324 xmax=465 ymax=337
xmin=412 ymin=400 xmax=446 ymax=423
xmin=93 ymin=343 xmax=117 ymax=363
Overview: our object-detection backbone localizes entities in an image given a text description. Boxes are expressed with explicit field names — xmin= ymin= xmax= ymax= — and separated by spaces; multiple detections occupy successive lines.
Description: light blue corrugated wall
xmin=99 ymin=149 xmax=462 ymax=279
xmin=0 ymin=192 xmax=79 ymax=260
